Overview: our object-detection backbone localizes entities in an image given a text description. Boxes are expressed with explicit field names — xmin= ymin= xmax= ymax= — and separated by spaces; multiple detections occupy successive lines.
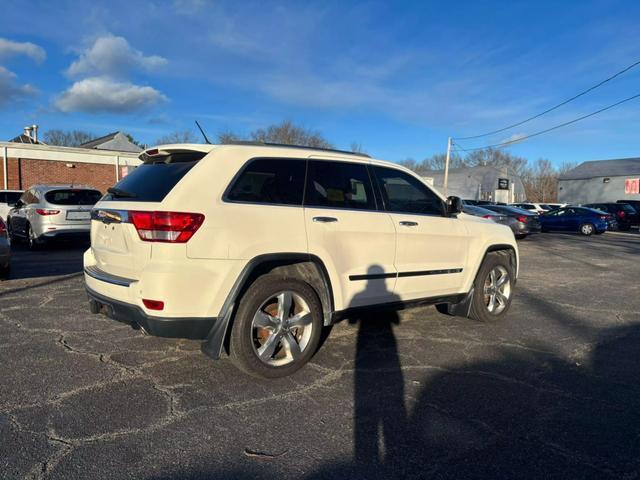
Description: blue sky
xmin=0 ymin=0 xmax=639 ymax=165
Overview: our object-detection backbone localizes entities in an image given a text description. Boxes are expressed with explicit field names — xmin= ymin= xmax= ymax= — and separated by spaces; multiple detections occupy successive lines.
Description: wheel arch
xmin=201 ymin=253 xmax=335 ymax=360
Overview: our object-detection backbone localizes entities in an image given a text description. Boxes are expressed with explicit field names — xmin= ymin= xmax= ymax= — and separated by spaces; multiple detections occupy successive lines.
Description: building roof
xmin=559 ymin=157 xmax=640 ymax=180
xmin=80 ymin=131 xmax=142 ymax=153
xmin=9 ymin=133 xmax=42 ymax=144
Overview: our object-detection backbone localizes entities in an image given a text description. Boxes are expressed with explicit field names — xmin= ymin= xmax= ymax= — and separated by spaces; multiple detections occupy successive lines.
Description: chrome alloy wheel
xmin=251 ymin=291 xmax=313 ymax=367
xmin=581 ymin=224 xmax=594 ymax=235
xmin=483 ymin=265 xmax=511 ymax=315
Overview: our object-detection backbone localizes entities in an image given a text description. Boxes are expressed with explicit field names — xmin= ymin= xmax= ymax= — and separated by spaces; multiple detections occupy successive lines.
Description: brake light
xmin=617 ymin=210 xmax=626 ymax=218
xmin=36 ymin=209 xmax=60 ymax=215
xmin=142 ymin=299 xmax=164 ymax=311
xmin=129 ymin=211 xmax=204 ymax=243
xmin=482 ymin=214 xmax=493 ymax=219
xmin=0 ymin=218 xmax=6 ymax=234
xmin=600 ymin=215 xmax=608 ymax=220
xmin=517 ymin=215 xmax=527 ymax=223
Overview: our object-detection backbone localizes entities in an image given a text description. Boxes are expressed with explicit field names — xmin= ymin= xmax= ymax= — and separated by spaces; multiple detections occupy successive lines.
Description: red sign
xmin=625 ymin=178 xmax=640 ymax=195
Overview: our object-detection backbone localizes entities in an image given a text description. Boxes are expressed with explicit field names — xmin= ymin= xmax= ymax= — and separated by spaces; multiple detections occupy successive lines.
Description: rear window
xmin=45 ymin=189 xmax=102 ymax=205
xmin=103 ymin=151 xmax=206 ymax=202
xmin=620 ymin=204 xmax=637 ymax=213
xmin=2 ymin=192 xmax=22 ymax=204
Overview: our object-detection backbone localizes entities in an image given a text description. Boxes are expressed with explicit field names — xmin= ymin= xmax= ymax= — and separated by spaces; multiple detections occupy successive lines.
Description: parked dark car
xmin=540 ymin=207 xmax=611 ymax=236
xmin=616 ymin=200 xmax=640 ymax=222
xmin=0 ymin=216 xmax=10 ymax=279
xmin=462 ymin=204 xmax=519 ymax=233
xmin=481 ymin=205 xmax=541 ymax=239
xmin=463 ymin=199 xmax=507 ymax=206
xmin=583 ymin=202 xmax=639 ymax=231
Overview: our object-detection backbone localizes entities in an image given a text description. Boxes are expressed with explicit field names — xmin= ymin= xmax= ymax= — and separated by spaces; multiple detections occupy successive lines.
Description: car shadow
xmin=4 ymin=239 xmax=87 ymax=281
xmin=147 ymin=266 xmax=640 ymax=480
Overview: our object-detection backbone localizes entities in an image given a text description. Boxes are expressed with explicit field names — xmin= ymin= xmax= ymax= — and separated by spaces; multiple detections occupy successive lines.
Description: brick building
xmin=1 ymin=135 xmax=141 ymax=193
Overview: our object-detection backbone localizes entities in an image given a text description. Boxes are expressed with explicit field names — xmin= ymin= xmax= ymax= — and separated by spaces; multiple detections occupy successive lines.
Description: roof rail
xmin=222 ymin=141 xmax=371 ymax=158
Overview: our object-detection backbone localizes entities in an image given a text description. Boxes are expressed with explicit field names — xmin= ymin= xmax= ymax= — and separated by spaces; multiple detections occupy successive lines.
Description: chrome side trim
xmin=84 ymin=265 xmax=135 ymax=287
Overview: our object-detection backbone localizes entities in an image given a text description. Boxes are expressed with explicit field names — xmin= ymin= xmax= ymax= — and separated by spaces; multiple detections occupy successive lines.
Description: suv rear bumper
xmin=86 ymin=287 xmax=216 ymax=340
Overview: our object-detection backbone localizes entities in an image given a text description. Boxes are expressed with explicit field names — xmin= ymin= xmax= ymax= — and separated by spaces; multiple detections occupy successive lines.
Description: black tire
xmin=469 ymin=251 xmax=515 ymax=323
xmin=0 ymin=263 xmax=9 ymax=280
xmin=6 ymin=219 xmax=16 ymax=243
xmin=26 ymin=223 xmax=44 ymax=250
xmin=515 ymin=234 xmax=527 ymax=240
xmin=229 ymin=275 xmax=323 ymax=379
xmin=579 ymin=223 xmax=594 ymax=236
xmin=619 ymin=224 xmax=631 ymax=231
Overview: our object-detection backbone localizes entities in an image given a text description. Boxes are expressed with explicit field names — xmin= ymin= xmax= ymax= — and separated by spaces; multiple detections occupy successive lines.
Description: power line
xmin=454 ymin=92 xmax=640 ymax=152
xmin=454 ymin=59 xmax=640 ymax=140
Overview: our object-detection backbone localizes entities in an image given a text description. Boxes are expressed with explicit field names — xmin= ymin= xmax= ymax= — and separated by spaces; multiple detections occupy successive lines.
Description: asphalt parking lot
xmin=1 ymin=233 xmax=640 ymax=480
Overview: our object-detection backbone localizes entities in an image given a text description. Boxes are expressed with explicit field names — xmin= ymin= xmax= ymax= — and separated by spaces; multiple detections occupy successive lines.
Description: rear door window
xmin=45 ymin=189 xmax=102 ymax=205
xmin=305 ymin=160 xmax=376 ymax=210
xmin=103 ymin=151 xmax=206 ymax=202
xmin=226 ymin=158 xmax=306 ymax=205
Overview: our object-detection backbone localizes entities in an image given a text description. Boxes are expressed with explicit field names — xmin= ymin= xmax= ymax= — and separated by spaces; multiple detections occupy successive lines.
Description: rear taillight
xmin=617 ymin=210 xmax=626 ymax=218
xmin=600 ymin=215 xmax=608 ymax=220
xmin=36 ymin=209 xmax=60 ymax=216
xmin=129 ymin=211 xmax=204 ymax=243
xmin=517 ymin=215 xmax=527 ymax=223
xmin=0 ymin=218 xmax=6 ymax=234
xmin=482 ymin=214 xmax=493 ymax=219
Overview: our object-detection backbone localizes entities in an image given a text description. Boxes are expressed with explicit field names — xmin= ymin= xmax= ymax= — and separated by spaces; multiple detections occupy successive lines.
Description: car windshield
xmin=45 ymin=189 xmax=102 ymax=205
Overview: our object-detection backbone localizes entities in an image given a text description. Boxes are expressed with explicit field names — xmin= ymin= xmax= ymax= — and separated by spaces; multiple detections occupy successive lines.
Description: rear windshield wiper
xmin=107 ymin=187 xmax=137 ymax=198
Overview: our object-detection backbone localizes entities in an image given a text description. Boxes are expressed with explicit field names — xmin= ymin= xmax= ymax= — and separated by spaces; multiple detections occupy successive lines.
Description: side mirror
xmin=446 ymin=196 xmax=463 ymax=216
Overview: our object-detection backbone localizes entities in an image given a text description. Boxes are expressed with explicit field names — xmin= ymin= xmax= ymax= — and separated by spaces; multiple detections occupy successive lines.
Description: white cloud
xmin=0 ymin=38 xmax=46 ymax=63
xmin=0 ymin=66 xmax=37 ymax=107
xmin=67 ymin=35 xmax=167 ymax=78
xmin=501 ymin=133 xmax=527 ymax=144
xmin=55 ymin=77 xmax=167 ymax=113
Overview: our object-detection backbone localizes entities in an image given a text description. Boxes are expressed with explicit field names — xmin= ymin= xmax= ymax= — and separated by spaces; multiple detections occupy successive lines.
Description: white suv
xmin=84 ymin=144 xmax=518 ymax=378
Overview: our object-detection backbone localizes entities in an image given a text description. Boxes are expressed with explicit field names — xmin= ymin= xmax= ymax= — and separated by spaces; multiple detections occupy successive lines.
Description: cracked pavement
xmin=1 ymin=233 xmax=640 ymax=479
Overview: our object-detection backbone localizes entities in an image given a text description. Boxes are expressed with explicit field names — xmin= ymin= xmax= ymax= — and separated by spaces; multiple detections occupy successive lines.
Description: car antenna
xmin=195 ymin=120 xmax=212 ymax=144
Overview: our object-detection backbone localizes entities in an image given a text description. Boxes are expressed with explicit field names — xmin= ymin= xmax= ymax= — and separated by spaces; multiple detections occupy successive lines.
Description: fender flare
xmin=201 ymin=253 xmax=335 ymax=360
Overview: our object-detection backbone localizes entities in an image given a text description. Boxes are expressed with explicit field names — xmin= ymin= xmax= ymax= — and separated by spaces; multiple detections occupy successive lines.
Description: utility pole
xmin=443 ymin=137 xmax=452 ymax=197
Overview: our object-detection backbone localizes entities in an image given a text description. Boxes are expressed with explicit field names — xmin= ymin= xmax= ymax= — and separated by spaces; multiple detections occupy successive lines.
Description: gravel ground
xmin=1 ymin=232 xmax=639 ymax=479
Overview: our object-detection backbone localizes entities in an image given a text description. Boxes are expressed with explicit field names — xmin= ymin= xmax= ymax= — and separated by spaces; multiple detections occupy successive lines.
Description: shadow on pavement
xmin=4 ymin=240 xmax=87 ymax=282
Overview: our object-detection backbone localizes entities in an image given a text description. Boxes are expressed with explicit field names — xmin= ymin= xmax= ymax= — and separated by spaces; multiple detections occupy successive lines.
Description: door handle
xmin=399 ymin=221 xmax=418 ymax=227
xmin=313 ymin=216 xmax=338 ymax=223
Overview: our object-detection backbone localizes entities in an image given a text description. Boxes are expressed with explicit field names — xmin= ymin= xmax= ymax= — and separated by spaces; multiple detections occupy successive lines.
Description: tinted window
xmin=305 ymin=160 xmax=376 ymax=210
xmin=103 ymin=152 xmax=205 ymax=202
xmin=45 ymin=189 xmax=102 ymax=206
xmin=373 ymin=166 xmax=444 ymax=216
xmin=226 ymin=158 xmax=306 ymax=205
xmin=5 ymin=192 xmax=21 ymax=204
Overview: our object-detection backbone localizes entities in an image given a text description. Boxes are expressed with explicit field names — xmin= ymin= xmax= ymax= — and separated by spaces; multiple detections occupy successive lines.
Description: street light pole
xmin=443 ymin=137 xmax=452 ymax=197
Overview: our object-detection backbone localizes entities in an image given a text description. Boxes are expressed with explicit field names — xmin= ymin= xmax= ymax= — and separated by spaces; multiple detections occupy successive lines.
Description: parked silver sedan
xmin=7 ymin=184 xmax=102 ymax=249
xmin=463 ymin=204 xmax=520 ymax=235
xmin=0 ymin=216 xmax=10 ymax=278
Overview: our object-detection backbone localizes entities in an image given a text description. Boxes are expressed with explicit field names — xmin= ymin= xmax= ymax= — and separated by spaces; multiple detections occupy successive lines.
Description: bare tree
xmin=217 ymin=130 xmax=242 ymax=144
xmin=217 ymin=120 xmax=333 ymax=148
xmin=155 ymin=130 xmax=199 ymax=145
xmin=350 ymin=142 xmax=366 ymax=154
xmin=43 ymin=129 xmax=94 ymax=147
